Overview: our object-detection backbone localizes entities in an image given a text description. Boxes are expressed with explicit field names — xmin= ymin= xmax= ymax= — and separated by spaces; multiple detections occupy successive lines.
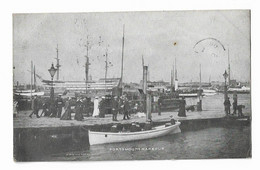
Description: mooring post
xmin=146 ymin=93 xmax=152 ymax=121
xmin=143 ymin=66 xmax=148 ymax=113
xmin=197 ymin=89 xmax=202 ymax=111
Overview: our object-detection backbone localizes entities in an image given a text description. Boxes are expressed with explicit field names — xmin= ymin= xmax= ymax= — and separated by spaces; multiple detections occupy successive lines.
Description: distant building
xmin=140 ymin=80 xmax=170 ymax=87
xmin=178 ymin=82 xmax=211 ymax=88
xmin=229 ymin=79 xmax=239 ymax=87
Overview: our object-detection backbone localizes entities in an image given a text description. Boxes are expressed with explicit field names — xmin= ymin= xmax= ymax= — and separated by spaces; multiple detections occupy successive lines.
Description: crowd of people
xmin=28 ymin=94 xmax=93 ymax=121
xmin=24 ymin=94 xmax=146 ymax=121
xmin=224 ymin=93 xmax=245 ymax=117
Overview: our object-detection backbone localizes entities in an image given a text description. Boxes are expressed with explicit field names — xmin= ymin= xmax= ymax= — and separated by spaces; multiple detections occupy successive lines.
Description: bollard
xmin=197 ymin=89 xmax=202 ymax=111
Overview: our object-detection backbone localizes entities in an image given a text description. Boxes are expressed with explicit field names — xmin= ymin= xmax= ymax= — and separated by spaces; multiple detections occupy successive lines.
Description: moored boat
xmin=14 ymin=91 xmax=44 ymax=96
xmin=88 ymin=121 xmax=181 ymax=145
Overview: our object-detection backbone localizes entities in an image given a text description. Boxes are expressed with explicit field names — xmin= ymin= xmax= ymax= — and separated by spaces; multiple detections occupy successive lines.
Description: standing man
xmin=224 ymin=97 xmax=231 ymax=115
xmin=40 ymin=98 xmax=49 ymax=117
xmin=75 ymin=97 xmax=84 ymax=121
xmin=232 ymin=92 xmax=238 ymax=115
xmin=112 ymin=96 xmax=118 ymax=121
xmin=29 ymin=95 xmax=40 ymax=118
xmin=178 ymin=97 xmax=186 ymax=117
xmin=55 ymin=94 xmax=64 ymax=118
xmin=158 ymin=96 xmax=162 ymax=116
xmin=123 ymin=98 xmax=130 ymax=120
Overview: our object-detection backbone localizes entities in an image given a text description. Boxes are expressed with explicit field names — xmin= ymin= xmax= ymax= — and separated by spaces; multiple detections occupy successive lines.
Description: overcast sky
xmin=13 ymin=10 xmax=250 ymax=84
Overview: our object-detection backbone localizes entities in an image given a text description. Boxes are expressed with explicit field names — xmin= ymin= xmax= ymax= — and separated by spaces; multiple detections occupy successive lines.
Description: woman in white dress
xmin=92 ymin=96 xmax=100 ymax=117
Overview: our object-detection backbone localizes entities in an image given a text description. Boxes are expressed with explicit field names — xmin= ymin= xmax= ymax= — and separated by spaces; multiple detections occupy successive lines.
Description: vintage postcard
xmin=13 ymin=10 xmax=251 ymax=161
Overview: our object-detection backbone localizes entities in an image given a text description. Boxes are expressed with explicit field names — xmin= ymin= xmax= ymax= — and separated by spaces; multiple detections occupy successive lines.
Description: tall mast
xmin=172 ymin=62 xmax=175 ymax=86
xmin=55 ymin=44 xmax=61 ymax=81
xmin=33 ymin=65 xmax=36 ymax=89
xmin=228 ymin=48 xmax=231 ymax=86
xmin=120 ymin=25 xmax=125 ymax=88
xmin=85 ymin=56 xmax=90 ymax=94
xmin=199 ymin=64 xmax=202 ymax=89
xmin=30 ymin=61 xmax=33 ymax=100
xmin=175 ymin=58 xmax=178 ymax=81
xmin=174 ymin=58 xmax=179 ymax=91
xmin=105 ymin=47 xmax=108 ymax=92
xmin=170 ymin=70 xmax=173 ymax=87
xmin=142 ymin=55 xmax=145 ymax=91
xmin=85 ymin=36 xmax=90 ymax=94
xmin=148 ymin=64 xmax=150 ymax=81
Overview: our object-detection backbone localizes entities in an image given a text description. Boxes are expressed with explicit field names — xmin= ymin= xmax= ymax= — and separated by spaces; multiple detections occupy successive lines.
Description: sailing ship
xmin=14 ymin=61 xmax=45 ymax=97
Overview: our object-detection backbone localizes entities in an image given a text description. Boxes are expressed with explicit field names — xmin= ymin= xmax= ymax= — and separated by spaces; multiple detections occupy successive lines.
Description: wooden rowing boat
xmin=88 ymin=121 xmax=181 ymax=145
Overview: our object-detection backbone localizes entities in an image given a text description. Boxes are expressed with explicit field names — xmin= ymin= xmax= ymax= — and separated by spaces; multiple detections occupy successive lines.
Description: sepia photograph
xmin=13 ymin=10 xmax=251 ymax=161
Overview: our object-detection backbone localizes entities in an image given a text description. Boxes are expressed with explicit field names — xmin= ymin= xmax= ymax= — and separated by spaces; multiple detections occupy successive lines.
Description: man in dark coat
xmin=75 ymin=97 xmax=84 ymax=121
xmin=40 ymin=98 xmax=50 ymax=117
xmin=29 ymin=95 xmax=40 ymax=118
xmin=224 ymin=97 xmax=231 ymax=115
xmin=123 ymin=98 xmax=130 ymax=120
xmin=112 ymin=96 xmax=118 ymax=121
xmin=237 ymin=105 xmax=245 ymax=117
xmin=178 ymin=97 xmax=186 ymax=117
xmin=55 ymin=94 xmax=64 ymax=118
xmin=158 ymin=96 xmax=162 ymax=116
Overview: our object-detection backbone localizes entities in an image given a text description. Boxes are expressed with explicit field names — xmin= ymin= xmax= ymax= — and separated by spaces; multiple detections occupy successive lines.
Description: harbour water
xmin=47 ymin=126 xmax=250 ymax=161
xmin=35 ymin=93 xmax=251 ymax=161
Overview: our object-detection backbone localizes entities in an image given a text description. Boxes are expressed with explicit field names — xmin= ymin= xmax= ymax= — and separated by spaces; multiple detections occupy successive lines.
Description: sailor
xmin=75 ymin=97 xmax=84 ymax=121
xmin=112 ymin=96 xmax=118 ymax=121
xmin=29 ymin=95 xmax=40 ymax=118
xmin=224 ymin=97 xmax=231 ymax=115
xmin=55 ymin=94 xmax=64 ymax=118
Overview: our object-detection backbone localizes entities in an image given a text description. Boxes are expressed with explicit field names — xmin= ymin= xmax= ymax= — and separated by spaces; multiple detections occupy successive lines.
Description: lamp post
xmin=223 ymin=70 xmax=228 ymax=100
xmin=48 ymin=63 xmax=57 ymax=102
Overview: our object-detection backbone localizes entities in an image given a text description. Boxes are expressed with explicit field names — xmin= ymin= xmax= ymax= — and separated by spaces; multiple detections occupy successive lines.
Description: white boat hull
xmin=88 ymin=122 xmax=181 ymax=145
xmin=203 ymin=92 xmax=217 ymax=96
xmin=14 ymin=91 xmax=44 ymax=96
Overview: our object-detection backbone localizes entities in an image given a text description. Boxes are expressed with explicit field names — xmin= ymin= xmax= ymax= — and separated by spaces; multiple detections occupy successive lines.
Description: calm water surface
xmin=37 ymin=94 xmax=252 ymax=161
xmin=48 ymin=126 xmax=250 ymax=161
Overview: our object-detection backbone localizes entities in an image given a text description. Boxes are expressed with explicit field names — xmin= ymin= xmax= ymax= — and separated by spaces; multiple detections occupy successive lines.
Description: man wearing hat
xmin=55 ymin=94 xmax=64 ymax=118
xmin=224 ymin=97 xmax=231 ymax=115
